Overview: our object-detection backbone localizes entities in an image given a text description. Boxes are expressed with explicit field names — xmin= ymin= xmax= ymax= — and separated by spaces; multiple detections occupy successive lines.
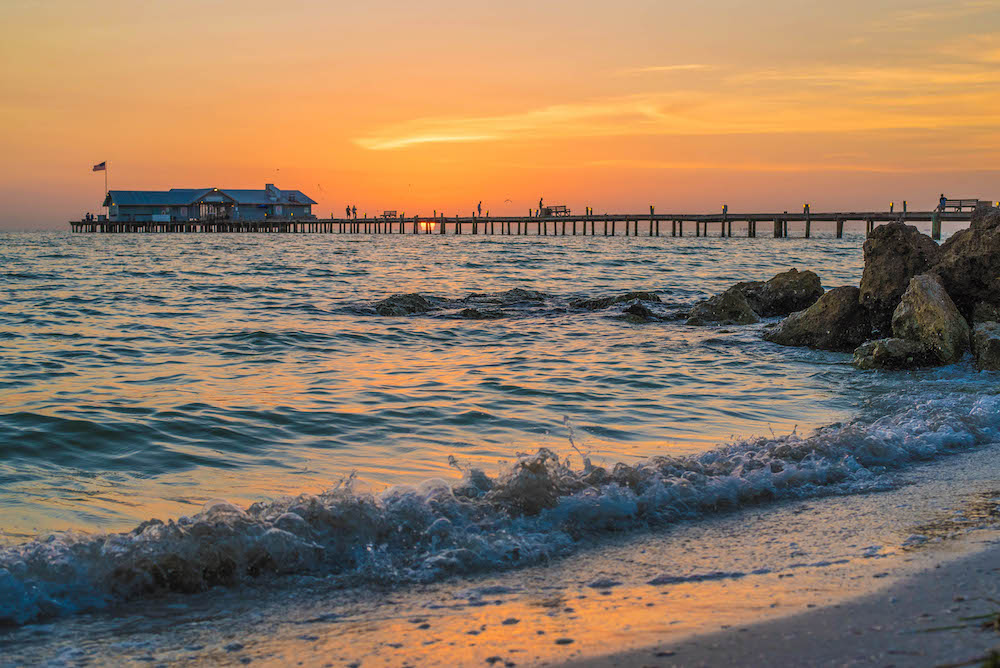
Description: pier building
xmin=102 ymin=184 xmax=315 ymax=222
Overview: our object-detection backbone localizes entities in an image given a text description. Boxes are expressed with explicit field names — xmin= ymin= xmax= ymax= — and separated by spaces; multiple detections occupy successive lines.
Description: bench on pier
xmin=540 ymin=205 xmax=570 ymax=217
xmin=381 ymin=210 xmax=398 ymax=218
xmin=941 ymin=198 xmax=988 ymax=212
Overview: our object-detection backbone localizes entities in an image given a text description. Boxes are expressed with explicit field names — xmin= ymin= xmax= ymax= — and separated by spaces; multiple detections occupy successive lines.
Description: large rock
xmin=853 ymin=338 xmax=936 ymax=370
xmin=933 ymin=224 xmax=1000 ymax=320
xmin=973 ymin=302 xmax=1000 ymax=325
xmin=891 ymin=273 xmax=969 ymax=364
xmin=687 ymin=287 xmax=760 ymax=326
xmin=858 ymin=222 xmax=941 ymax=334
xmin=571 ymin=292 xmax=660 ymax=311
xmin=735 ymin=269 xmax=824 ymax=317
xmin=375 ymin=293 xmax=436 ymax=316
xmin=972 ymin=322 xmax=1000 ymax=370
xmin=971 ymin=204 xmax=1000 ymax=232
xmin=763 ymin=286 xmax=871 ymax=351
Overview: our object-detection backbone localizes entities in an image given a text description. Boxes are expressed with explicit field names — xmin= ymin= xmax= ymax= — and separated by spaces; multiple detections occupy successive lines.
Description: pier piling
xmin=71 ymin=208 xmax=977 ymax=239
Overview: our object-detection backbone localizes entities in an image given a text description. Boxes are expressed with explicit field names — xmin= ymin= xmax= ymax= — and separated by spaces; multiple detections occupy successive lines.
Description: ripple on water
xmin=0 ymin=230 xmax=953 ymax=542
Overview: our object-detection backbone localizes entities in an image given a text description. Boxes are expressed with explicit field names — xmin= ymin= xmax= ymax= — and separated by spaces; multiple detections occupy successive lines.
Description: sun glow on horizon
xmin=2 ymin=0 xmax=999 ymax=228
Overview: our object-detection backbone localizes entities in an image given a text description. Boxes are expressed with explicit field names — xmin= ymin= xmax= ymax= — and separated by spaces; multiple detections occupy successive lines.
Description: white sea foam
xmin=2 ymin=391 xmax=999 ymax=626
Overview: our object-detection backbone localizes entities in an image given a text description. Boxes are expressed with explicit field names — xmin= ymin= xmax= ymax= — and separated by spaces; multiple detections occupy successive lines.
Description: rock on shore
xmin=686 ymin=269 xmax=823 ymax=326
xmin=375 ymin=293 xmax=437 ymax=316
xmin=763 ymin=210 xmax=999 ymax=368
xmin=932 ymin=219 xmax=1000 ymax=320
xmin=973 ymin=302 xmax=1000 ymax=325
xmin=971 ymin=204 xmax=1000 ymax=232
xmin=762 ymin=286 xmax=871 ymax=351
xmin=686 ymin=287 xmax=760 ymax=326
xmin=972 ymin=322 xmax=1000 ymax=370
xmin=374 ymin=288 xmax=550 ymax=316
xmin=571 ymin=292 xmax=661 ymax=311
xmin=735 ymin=269 xmax=824 ymax=317
xmin=620 ymin=302 xmax=657 ymax=323
xmin=891 ymin=273 xmax=970 ymax=364
xmin=853 ymin=338 xmax=936 ymax=370
xmin=858 ymin=222 xmax=941 ymax=334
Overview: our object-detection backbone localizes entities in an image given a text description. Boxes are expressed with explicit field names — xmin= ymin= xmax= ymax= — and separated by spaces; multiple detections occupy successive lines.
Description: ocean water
xmin=1 ymin=224 xmax=997 ymax=632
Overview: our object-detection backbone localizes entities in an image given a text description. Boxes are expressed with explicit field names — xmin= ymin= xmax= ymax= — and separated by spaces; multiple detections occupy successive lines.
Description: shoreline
xmin=565 ymin=537 xmax=1000 ymax=668
xmin=6 ymin=442 xmax=1000 ymax=666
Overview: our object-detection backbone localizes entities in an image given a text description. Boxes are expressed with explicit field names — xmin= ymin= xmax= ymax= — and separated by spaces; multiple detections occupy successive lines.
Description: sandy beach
xmin=568 ymin=539 xmax=1000 ymax=668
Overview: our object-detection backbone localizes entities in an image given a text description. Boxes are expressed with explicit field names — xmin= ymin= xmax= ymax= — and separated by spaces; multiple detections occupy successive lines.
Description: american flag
xmin=92 ymin=161 xmax=106 ymax=172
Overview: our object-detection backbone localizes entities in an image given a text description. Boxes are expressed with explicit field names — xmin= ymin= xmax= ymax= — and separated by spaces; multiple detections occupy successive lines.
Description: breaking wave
xmin=2 ymin=391 xmax=999 ymax=626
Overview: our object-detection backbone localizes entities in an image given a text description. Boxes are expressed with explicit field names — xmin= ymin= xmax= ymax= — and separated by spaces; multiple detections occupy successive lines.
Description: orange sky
xmin=2 ymin=0 xmax=999 ymax=228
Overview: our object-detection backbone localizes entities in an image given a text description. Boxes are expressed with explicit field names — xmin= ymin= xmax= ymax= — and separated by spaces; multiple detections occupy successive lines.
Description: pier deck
xmin=70 ymin=210 xmax=975 ymax=240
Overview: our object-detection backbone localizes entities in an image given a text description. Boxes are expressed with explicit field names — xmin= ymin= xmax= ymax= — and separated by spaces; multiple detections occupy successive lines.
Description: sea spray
xmin=2 ymin=390 xmax=999 ymax=626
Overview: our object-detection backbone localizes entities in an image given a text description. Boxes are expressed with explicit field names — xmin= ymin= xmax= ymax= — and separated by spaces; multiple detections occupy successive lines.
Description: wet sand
xmin=567 ymin=539 xmax=1000 ymax=668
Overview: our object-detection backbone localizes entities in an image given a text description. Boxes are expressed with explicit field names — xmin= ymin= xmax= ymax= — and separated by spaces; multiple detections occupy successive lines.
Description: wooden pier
xmin=70 ymin=209 xmax=975 ymax=241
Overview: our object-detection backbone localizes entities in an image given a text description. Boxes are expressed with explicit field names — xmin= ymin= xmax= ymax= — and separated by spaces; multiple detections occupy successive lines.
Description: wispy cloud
xmin=867 ymin=0 xmax=998 ymax=33
xmin=936 ymin=33 xmax=1000 ymax=64
xmin=355 ymin=60 xmax=1000 ymax=151
xmin=360 ymin=134 xmax=498 ymax=150
xmin=728 ymin=64 xmax=1000 ymax=88
xmin=583 ymin=158 xmax=996 ymax=174
xmin=355 ymin=97 xmax=702 ymax=150
xmin=617 ymin=64 xmax=713 ymax=76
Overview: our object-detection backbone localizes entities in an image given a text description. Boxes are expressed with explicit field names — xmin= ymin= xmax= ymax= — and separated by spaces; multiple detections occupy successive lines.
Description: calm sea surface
xmin=1 ymin=229 xmax=874 ymax=541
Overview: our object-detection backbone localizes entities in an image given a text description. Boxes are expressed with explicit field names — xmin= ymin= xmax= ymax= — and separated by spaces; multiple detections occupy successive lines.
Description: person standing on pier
xmin=477 ymin=201 xmax=482 ymax=217
xmin=938 ymin=194 xmax=947 ymax=212
xmin=352 ymin=205 xmax=357 ymax=219
xmin=345 ymin=205 xmax=351 ymax=219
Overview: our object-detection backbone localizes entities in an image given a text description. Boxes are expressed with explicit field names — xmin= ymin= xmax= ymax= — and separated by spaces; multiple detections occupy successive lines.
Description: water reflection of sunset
xmin=0 ymin=233 xmax=867 ymax=541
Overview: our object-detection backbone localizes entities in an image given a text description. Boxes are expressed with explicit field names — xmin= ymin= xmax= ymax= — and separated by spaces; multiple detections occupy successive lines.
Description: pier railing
xmin=70 ymin=210 xmax=977 ymax=240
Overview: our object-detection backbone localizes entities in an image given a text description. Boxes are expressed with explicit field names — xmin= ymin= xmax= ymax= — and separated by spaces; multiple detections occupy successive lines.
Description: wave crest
xmin=2 ymin=392 xmax=998 ymax=625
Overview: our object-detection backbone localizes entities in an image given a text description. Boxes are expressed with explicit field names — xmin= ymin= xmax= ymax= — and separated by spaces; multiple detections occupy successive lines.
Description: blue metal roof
xmin=224 ymin=189 xmax=317 ymax=205
xmin=105 ymin=189 xmax=212 ymax=206
xmin=104 ymin=186 xmax=316 ymax=207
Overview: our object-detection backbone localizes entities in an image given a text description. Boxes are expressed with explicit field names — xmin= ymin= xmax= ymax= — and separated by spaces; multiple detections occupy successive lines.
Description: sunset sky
xmin=2 ymin=0 xmax=999 ymax=228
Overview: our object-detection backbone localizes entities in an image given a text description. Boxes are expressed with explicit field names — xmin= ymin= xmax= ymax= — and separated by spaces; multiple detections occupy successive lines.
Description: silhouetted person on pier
xmin=352 ymin=205 xmax=357 ymax=219
xmin=345 ymin=205 xmax=350 ymax=218
xmin=477 ymin=201 xmax=482 ymax=216
xmin=539 ymin=197 xmax=543 ymax=211
xmin=939 ymin=194 xmax=947 ymax=212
